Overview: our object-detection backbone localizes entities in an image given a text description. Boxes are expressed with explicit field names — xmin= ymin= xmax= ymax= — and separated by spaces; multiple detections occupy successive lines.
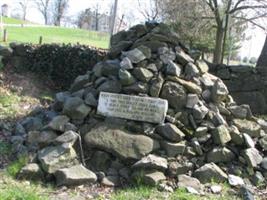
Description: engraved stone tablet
xmin=97 ymin=92 xmax=168 ymax=123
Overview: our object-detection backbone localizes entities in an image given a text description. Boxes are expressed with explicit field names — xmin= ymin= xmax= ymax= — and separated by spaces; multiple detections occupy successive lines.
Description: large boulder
xmin=84 ymin=123 xmax=160 ymax=160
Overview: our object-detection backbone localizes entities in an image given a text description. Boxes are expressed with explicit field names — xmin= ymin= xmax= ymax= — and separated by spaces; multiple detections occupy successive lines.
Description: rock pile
xmin=11 ymin=22 xmax=267 ymax=192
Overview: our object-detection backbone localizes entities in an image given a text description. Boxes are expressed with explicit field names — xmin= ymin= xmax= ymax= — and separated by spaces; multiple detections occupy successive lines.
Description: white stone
xmin=210 ymin=185 xmax=222 ymax=194
xmin=97 ymin=92 xmax=168 ymax=123
xmin=228 ymin=174 xmax=244 ymax=186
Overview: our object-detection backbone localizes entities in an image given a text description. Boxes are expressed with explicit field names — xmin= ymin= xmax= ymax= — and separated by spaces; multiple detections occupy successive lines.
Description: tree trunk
xmin=213 ymin=26 xmax=225 ymax=64
xmin=257 ymin=36 xmax=267 ymax=67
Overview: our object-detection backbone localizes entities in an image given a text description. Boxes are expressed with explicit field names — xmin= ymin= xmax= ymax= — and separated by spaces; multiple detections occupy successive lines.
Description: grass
xmin=2 ymin=16 xmax=35 ymax=25
xmin=6 ymin=156 xmax=28 ymax=178
xmin=0 ymin=26 xmax=109 ymax=48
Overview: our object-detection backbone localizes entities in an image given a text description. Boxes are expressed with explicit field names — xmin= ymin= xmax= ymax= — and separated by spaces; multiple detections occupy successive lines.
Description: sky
xmin=4 ymin=0 xmax=267 ymax=58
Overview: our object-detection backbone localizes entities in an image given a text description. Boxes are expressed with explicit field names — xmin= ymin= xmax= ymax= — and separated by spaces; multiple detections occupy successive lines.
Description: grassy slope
xmin=0 ymin=17 xmax=109 ymax=48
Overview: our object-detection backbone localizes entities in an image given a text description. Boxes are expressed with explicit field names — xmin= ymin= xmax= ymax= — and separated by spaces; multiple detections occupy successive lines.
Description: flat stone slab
xmin=97 ymin=92 xmax=168 ymax=123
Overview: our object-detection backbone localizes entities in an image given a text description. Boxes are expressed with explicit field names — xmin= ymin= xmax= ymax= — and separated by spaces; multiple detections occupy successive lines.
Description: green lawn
xmin=0 ymin=26 xmax=109 ymax=48
xmin=2 ymin=16 xmax=35 ymax=25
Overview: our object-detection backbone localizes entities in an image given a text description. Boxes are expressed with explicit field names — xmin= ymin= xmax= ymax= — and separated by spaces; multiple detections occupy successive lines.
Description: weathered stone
xmin=27 ymin=130 xmax=57 ymax=146
xmin=212 ymin=125 xmax=231 ymax=145
xmin=193 ymin=163 xmax=227 ymax=183
xmin=171 ymin=161 xmax=194 ymax=175
xmin=53 ymin=131 xmax=78 ymax=145
xmin=195 ymin=126 xmax=208 ymax=138
xmin=210 ymin=185 xmax=222 ymax=194
xmin=97 ymin=80 xmax=122 ymax=93
xmin=70 ymin=74 xmax=90 ymax=92
xmin=252 ymin=171 xmax=264 ymax=186
xmin=192 ymin=102 xmax=209 ymax=120
xmin=120 ymin=57 xmax=133 ymax=69
xmin=123 ymin=82 xmax=148 ymax=94
xmin=260 ymin=157 xmax=267 ymax=170
xmin=186 ymin=94 xmax=199 ymax=108
xmin=160 ymin=81 xmax=187 ymax=110
xmin=123 ymin=48 xmax=146 ymax=63
xmin=84 ymin=93 xmax=98 ymax=107
xmin=211 ymin=79 xmax=229 ymax=103
xmin=47 ymin=115 xmax=70 ymax=132
xmin=233 ymin=119 xmax=261 ymax=137
xmin=132 ymin=67 xmax=154 ymax=82
xmin=159 ymin=47 xmax=176 ymax=64
xmin=165 ymin=61 xmax=182 ymax=77
xmin=229 ymin=125 xmax=244 ymax=145
xmin=228 ymin=105 xmax=250 ymax=119
xmin=132 ymin=154 xmax=168 ymax=170
xmin=55 ymin=165 xmax=97 ymax=186
xmin=161 ymin=141 xmax=186 ymax=157
xmin=84 ymin=123 xmax=160 ymax=160
xmin=138 ymin=45 xmax=151 ymax=59
xmin=242 ymin=148 xmax=263 ymax=167
xmin=259 ymin=135 xmax=267 ymax=150
xmin=169 ymin=77 xmax=202 ymax=95
xmin=228 ymin=174 xmax=244 ymax=186
xmin=102 ymin=175 xmax=120 ymax=187
xmin=191 ymin=138 xmax=203 ymax=155
xmin=118 ymin=69 xmax=136 ymax=86
xmin=243 ymin=133 xmax=255 ymax=148
xmin=97 ymin=92 xmax=168 ymax=124
xmin=19 ymin=163 xmax=44 ymax=181
xmin=132 ymin=170 xmax=166 ymax=186
xmin=175 ymin=46 xmax=194 ymax=65
xmin=195 ymin=60 xmax=209 ymax=74
xmin=207 ymin=147 xmax=235 ymax=163
xmin=155 ymin=123 xmax=185 ymax=142
xmin=21 ymin=117 xmax=43 ymax=132
xmin=149 ymin=74 xmax=164 ymax=97
xmin=38 ymin=144 xmax=78 ymax=173
xmin=177 ymin=175 xmax=202 ymax=192
xmin=63 ymin=97 xmax=91 ymax=120
xmin=185 ymin=63 xmax=199 ymax=79
xmin=101 ymin=60 xmax=120 ymax=77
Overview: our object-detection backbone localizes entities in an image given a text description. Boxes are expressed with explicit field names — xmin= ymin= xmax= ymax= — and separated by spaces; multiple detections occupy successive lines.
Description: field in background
xmin=0 ymin=17 xmax=110 ymax=49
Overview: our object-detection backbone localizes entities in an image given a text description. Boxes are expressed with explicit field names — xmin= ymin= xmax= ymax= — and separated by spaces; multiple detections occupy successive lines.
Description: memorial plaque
xmin=97 ymin=92 xmax=168 ymax=123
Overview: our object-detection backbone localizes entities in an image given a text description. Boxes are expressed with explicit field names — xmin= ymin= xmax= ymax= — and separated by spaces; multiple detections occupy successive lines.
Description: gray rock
xmin=233 ymin=119 xmax=261 ymax=137
xmin=132 ymin=67 xmax=154 ymax=82
xmin=84 ymin=123 xmax=160 ymax=160
xmin=132 ymin=170 xmax=166 ymax=186
xmin=186 ymin=94 xmax=199 ymax=109
xmin=55 ymin=165 xmax=97 ymax=186
xmin=138 ymin=45 xmax=151 ymax=59
xmin=84 ymin=93 xmax=98 ymax=107
xmin=47 ymin=115 xmax=70 ymax=132
xmin=14 ymin=123 xmax=26 ymax=136
xmin=185 ymin=63 xmax=199 ymax=79
xmin=101 ymin=175 xmax=120 ymax=187
xmin=229 ymin=125 xmax=244 ymax=145
xmin=173 ymin=77 xmax=202 ymax=95
xmin=169 ymin=161 xmax=194 ymax=175
xmin=212 ymin=125 xmax=231 ymax=145
xmin=194 ymin=126 xmax=208 ymax=138
xmin=118 ymin=69 xmax=136 ymax=86
xmin=21 ymin=117 xmax=43 ymax=132
xmin=155 ymin=123 xmax=185 ymax=142
xmin=120 ymin=57 xmax=133 ymax=69
xmin=177 ymin=175 xmax=202 ymax=192
xmin=132 ymin=154 xmax=168 ymax=171
xmin=145 ymin=63 xmax=158 ymax=73
xmin=165 ymin=61 xmax=182 ymax=77
xmin=243 ymin=133 xmax=255 ymax=148
xmin=211 ymin=79 xmax=229 ymax=103
xmin=19 ymin=163 xmax=44 ymax=181
xmin=259 ymin=135 xmax=267 ymax=150
xmin=123 ymin=48 xmax=146 ymax=63
xmin=228 ymin=174 xmax=244 ymax=186
xmin=175 ymin=46 xmax=194 ymax=65
xmin=210 ymin=185 xmax=222 ymax=194
xmin=53 ymin=131 xmax=79 ymax=145
xmin=70 ymin=74 xmax=90 ymax=92
xmin=193 ymin=163 xmax=227 ymax=183
xmin=38 ymin=144 xmax=78 ymax=173
xmin=252 ymin=171 xmax=264 ymax=186
xmin=149 ymin=74 xmax=164 ymax=97
xmin=161 ymin=141 xmax=186 ymax=157
xmin=191 ymin=138 xmax=203 ymax=156
xmin=240 ymin=186 xmax=254 ymax=200
xmin=101 ymin=60 xmax=120 ymax=77
xmin=63 ymin=97 xmax=91 ymax=120
xmin=160 ymin=81 xmax=187 ymax=110
xmin=242 ymin=148 xmax=263 ymax=167
xmin=192 ymin=102 xmax=209 ymax=120
xmin=195 ymin=60 xmax=209 ymax=74
xmin=207 ymin=147 xmax=235 ymax=163
xmin=261 ymin=157 xmax=267 ymax=170
xmin=158 ymin=47 xmax=176 ymax=64
xmin=27 ymin=130 xmax=57 ymax=146
xmin=123 ymin=82 xmax=148 ymax=94
xmin=228 ymin=105 xmax=250 ymax=119
xmin=97 ymin=80 xmax=122 ymax=93
xmin=89 ymin=151 xmax=112 ymax=172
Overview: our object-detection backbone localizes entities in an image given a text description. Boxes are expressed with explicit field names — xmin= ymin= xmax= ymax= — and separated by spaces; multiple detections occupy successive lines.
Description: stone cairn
xmin=14 ymin=22 xmax=267 ymax=193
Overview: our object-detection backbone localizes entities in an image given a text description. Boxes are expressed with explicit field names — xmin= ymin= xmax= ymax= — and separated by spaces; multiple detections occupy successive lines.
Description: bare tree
xmin=34 ymin=0 xmax=51 ymax=25
xmin=52 ymin=0 xmax=69 ymax=26
xmin=257 ymin=36 xmax=267 ymax=67
xmin=18 ymin=0 xmax=30 ymax=20
xmin=138 ymin=0 xmax=161 ymax=21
